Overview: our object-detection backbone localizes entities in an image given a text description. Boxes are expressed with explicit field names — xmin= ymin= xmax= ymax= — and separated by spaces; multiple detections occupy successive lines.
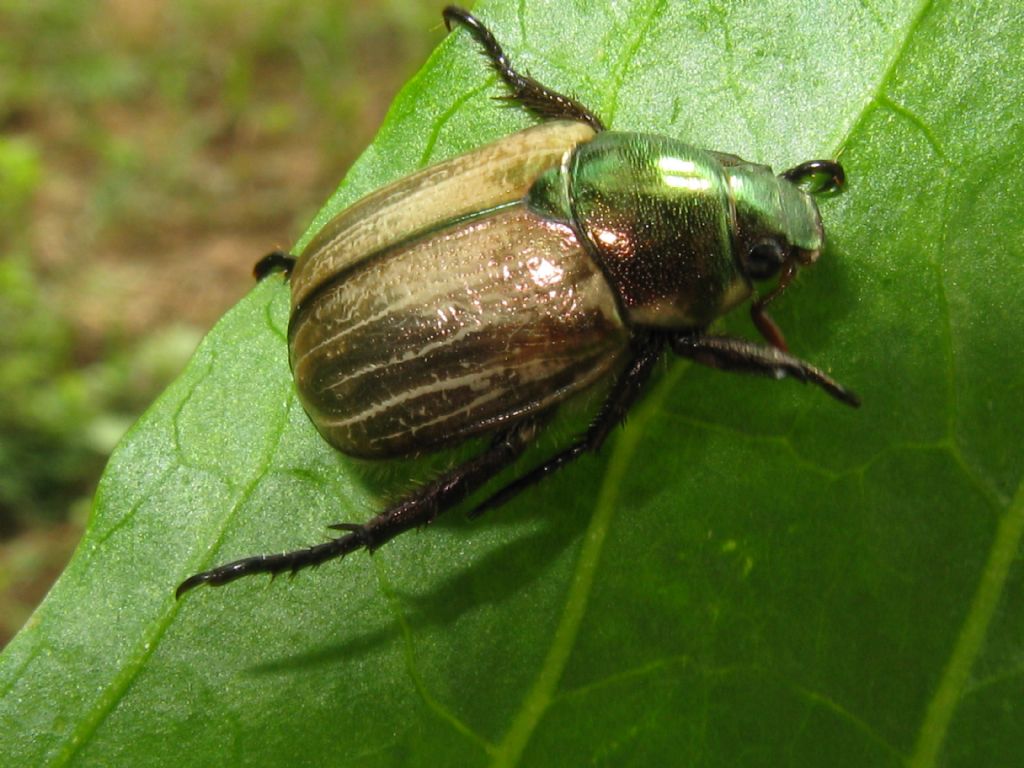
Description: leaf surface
xmin=2 ymin=1 xmax=1022 ymax=766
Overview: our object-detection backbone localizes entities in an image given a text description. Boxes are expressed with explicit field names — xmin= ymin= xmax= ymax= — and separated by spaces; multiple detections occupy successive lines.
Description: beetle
xmin=177 ymin=5 xmax=858 ymax=597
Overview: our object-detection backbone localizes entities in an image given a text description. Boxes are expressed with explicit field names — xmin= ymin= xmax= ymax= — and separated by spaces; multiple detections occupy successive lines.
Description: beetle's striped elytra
xmin=177 ymin=5 xmax=857 ymax=598
xmin=291 ymin=198 xmax=628 ymax=458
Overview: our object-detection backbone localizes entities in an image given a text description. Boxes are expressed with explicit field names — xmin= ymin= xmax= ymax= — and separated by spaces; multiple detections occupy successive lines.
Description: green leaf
xmin=3 ymin=1 xmax=1022 ymax=765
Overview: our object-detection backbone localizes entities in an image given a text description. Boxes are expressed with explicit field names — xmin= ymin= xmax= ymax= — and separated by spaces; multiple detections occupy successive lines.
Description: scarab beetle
xmin=177 ymin=6 xmax=858 ymax=597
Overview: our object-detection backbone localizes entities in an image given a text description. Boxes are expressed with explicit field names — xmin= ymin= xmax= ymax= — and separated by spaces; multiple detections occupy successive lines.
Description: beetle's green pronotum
xmin=178 ymin=5 xmax=858 ymax=596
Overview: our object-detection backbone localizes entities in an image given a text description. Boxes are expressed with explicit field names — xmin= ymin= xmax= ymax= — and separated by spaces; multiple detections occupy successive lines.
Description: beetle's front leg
xmin=671 ymin=334 xmax=860 ymax=407
xmin=176 ymin=418 xmax=541 ymax=596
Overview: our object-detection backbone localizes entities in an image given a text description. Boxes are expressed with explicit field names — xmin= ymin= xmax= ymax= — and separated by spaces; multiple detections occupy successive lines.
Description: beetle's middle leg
xmin=671 ymin=334 xmax=860 ymax=407
xmin=176 ymin=418 xmax=542 ymax=596
xmin=443 ymin=6 xmax=606 ymax=132
xmin=469 ymin=334 xmax=666 ymax=518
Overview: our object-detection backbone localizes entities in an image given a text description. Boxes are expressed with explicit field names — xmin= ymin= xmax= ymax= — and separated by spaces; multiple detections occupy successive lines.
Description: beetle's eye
xmin=746 ymin=240 xmax=786 ymax=281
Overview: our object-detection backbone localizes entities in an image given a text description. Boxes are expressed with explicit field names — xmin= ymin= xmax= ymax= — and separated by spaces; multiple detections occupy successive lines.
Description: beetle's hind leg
xmin=176 ymin=533 xmax=365 ymax=598
xmin=442 ymin=5 xmax=606 ymax=132
xmin=253 ymin=250 xmax=296 ymax=281
xmin=470 ymin=334 xmax=666 ymax=518
xmin=176 ymin=418 xmax=542 ymax=596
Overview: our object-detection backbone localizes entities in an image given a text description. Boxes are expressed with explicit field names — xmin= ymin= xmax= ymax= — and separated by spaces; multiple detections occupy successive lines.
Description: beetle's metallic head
xmin=723 ymin=158 xmax=845 ymax=349
xmin=726 ymin=159 xmax=843 ymax=283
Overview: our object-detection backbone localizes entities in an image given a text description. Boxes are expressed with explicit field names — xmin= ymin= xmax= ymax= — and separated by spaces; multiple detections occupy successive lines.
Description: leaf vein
xmin=908 ymin=475 xmax=1024 ymax=767
xmin=0 ymin=641 xmax=44 ymax=702
xmin=833 ymin=0 xmax=936 ymax=157
xmin=373 ymin=559 xmax=496 ymax=755
xmin=553 ymin=654 xmax=691 ymax=704
xmin=47 ymin=381 xmax=293 ymax=767
xmin=419 ymin=83 xmax=493 ymax=168
xmin=785 ymin=681 xmax=906 ymax=763
xmin=875 ymin=93 xmax=946 ymax=159
xmin=601 ymin=0 xmax=668 ymax=127
xmin=490 ymin=359 xmax=685 ymax=768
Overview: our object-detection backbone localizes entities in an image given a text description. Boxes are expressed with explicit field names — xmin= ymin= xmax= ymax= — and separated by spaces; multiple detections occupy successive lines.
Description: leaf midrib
xmin=489 ymin=360 xmax=691 ymax=768
xmin=908 ymin=477 xmax=1024 ymax=767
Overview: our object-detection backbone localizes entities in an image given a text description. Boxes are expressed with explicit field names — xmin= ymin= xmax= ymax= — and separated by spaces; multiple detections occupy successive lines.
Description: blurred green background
xmin=0 ymin=0 xmax=443 ymax=647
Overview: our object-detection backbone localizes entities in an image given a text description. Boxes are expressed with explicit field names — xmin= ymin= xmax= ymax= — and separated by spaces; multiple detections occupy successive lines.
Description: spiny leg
xmin=253 ymin=250 xmax=296 ymax=281
xmin=442 ymin=5 xmax=606 ymax=132
xmin=670 ymin=334 xmax=860 ymax=407
xmin=469 ymin=334 xmax=666 ymax=519
xmin=176 ymin=418 xmax=542 ymax=596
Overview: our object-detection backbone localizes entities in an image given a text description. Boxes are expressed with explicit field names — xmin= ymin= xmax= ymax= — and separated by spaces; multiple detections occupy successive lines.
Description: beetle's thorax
xmin=535 ymin=132 xmax=754 ymax=330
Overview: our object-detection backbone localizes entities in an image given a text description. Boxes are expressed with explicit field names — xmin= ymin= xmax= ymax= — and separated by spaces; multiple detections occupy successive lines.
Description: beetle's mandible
xmin=177 ymin=6 xmax=858 ymax=597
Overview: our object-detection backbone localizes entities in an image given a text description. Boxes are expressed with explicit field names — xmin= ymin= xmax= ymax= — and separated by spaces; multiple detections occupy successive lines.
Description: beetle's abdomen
xmin=290 ymin=206 xmax=627 ymax=457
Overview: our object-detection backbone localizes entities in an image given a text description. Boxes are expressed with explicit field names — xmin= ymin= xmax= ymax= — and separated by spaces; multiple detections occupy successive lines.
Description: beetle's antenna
xmin=781 ymin=159 xmax=845 ymax=195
